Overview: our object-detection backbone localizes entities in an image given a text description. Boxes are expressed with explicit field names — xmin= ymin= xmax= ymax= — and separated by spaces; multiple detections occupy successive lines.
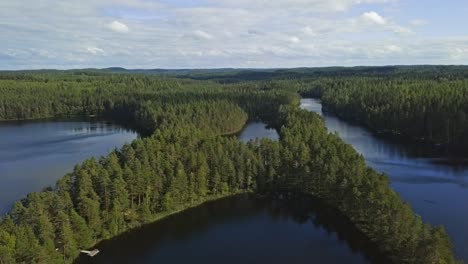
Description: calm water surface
xmin=300 ymin=98 xmax=468 ymax=261
xmin=0 ymin=119 xmax=137 ymax=214
xmin=238 ymin=121 xmax=279 ymax=143
xmin=76 ymin=195 xmax=372 ymax=264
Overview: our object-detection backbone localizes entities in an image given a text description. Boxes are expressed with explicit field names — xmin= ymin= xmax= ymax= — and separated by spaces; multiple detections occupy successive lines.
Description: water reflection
xmin=237 ymin=122 xmax=279 ymax=143
xmin=76 ymin=195 xmax=382 ymax=264
xmin=0 ymin=120 xmax=138 ymax=214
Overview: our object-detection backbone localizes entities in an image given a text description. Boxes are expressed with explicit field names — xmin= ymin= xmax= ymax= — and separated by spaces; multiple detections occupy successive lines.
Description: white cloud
xmin=301 ymin=26 xmax=317 ymax=37
xmin=179 ymin=50 xmax=203 ymax=57
xmin=391 ymin=25 xmax=412 ymax=34
xmin=289 ymin=36 xmax=301 ymax=44
xmin=193 ymin=30 xmax=214 ymax=40
xmin=384 ymin=44 xmax=402 ymax=53
xmin=207 ymin=49 xmax=229 ymax=56
xmin=361 ymin=11 xmax=387 ymax=25
xmin=0 ymin=0 xmax=465 ymax=69
xmin=108 ymin=21 xmax=129 ymax=33
xmin=354 ymin=11 xmax=411 ymax=34
xmin=86 ymin=47 xmax=105 ymax=55
xmin=450 ymin=47 xmax=468 ymax=60
xmin=208 ymin=0 xmax=396 ymax=12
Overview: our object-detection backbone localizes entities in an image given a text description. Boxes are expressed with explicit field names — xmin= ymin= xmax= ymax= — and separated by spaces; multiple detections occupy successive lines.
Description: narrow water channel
xmin=300 ymin=98 xmax=468 ymax=261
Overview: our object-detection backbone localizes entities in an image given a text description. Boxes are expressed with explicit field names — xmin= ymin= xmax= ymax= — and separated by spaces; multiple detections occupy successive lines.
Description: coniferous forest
xmin=0 ymin=68 xmax=463 ymax=263
xmin=297 ymin=68 xmax=468 ymax=152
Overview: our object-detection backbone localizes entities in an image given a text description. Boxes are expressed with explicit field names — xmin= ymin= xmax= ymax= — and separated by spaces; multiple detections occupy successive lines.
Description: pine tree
xmin=55 ymin=212 xmax=78 ymax=262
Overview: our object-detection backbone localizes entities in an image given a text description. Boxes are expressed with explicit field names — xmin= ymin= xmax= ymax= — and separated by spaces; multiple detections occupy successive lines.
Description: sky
xmin=0 ymin=0 xmax=467 ymax=69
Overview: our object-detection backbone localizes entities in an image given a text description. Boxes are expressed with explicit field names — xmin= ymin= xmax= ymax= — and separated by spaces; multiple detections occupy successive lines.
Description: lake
xmin=237 ymin=121 xmax=279 ymax=143
xmin=75 ymin=195 xmax=374 ymax=264
xmin=300 ymin=98 xmax=468 ymax=261
xmin=0 ymin=119 xmax=138 ymax=214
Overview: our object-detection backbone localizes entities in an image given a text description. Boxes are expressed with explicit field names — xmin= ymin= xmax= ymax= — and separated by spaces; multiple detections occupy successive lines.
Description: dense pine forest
xmin=300 ymin=77 xmax=468 ymax=151
xmin=0 ymin=70 xmax=461 ymax=263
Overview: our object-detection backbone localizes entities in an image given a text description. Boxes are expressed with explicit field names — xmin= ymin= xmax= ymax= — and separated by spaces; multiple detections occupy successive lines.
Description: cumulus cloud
xmin=108 ymin=20 xmax=129 ymax=33
xmin=361 ymin=11 xmax=387 ymax=25
xmin=354 ymin=11 xmax=411 ymax=34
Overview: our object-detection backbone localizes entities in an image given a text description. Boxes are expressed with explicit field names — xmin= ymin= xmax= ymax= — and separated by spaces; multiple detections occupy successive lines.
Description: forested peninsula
xmin=0 ymin=71 xmax=459 ymax=263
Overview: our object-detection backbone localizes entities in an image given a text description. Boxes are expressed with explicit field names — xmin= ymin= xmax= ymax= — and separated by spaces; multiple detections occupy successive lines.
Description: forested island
xmin=0 ymin=68 xmax=463 ymax=263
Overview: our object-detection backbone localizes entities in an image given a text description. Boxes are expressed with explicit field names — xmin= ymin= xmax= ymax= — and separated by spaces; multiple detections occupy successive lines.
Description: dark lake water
xmin=76 ymin=195 xmax=373 ymax=264
xmin=300 ymin=98 xmax=468 ymax=261
xmin=238 ymin=121 xmax=279 ymax=143
xmin=0 ymin=119 xmax=137 ymax=214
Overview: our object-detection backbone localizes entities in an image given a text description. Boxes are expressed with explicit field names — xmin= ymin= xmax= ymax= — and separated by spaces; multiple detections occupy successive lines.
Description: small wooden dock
xmin=81 ymin=249 xmax=100 ymax=257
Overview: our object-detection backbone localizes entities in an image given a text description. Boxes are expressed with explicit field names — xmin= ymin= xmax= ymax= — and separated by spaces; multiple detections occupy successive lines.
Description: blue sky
xmin=0 ymin=0 xmax=467 ymax=69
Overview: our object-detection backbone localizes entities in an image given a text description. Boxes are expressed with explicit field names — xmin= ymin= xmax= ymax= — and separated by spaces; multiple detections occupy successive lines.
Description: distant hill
xmin=2 ymin=65 xmax=468 ymax=83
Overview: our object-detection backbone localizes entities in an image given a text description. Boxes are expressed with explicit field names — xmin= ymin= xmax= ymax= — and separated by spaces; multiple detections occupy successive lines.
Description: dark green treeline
xmin=301 ymin=77 xmax=468 ymax=151
xmin=0 ymin=72 xmax=459 ymax=263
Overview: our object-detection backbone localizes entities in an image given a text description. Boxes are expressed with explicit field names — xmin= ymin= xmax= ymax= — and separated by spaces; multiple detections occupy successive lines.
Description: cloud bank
xmin=0 ymin=0 xmax=467 ymax=69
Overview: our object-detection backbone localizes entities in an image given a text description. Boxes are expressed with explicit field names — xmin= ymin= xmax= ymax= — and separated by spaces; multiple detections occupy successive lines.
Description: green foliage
xmin=304 ymin=76 xmax=468 ymax=150
xmin=273 ymin=107 xmax=457 ymax=263
xmin=0 ymin=71 xmax=459 ymax=263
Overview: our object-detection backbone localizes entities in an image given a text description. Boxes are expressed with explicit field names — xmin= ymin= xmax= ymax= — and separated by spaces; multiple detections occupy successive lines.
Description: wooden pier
xmin=80 ymin=249 xmax=100 ymax=257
